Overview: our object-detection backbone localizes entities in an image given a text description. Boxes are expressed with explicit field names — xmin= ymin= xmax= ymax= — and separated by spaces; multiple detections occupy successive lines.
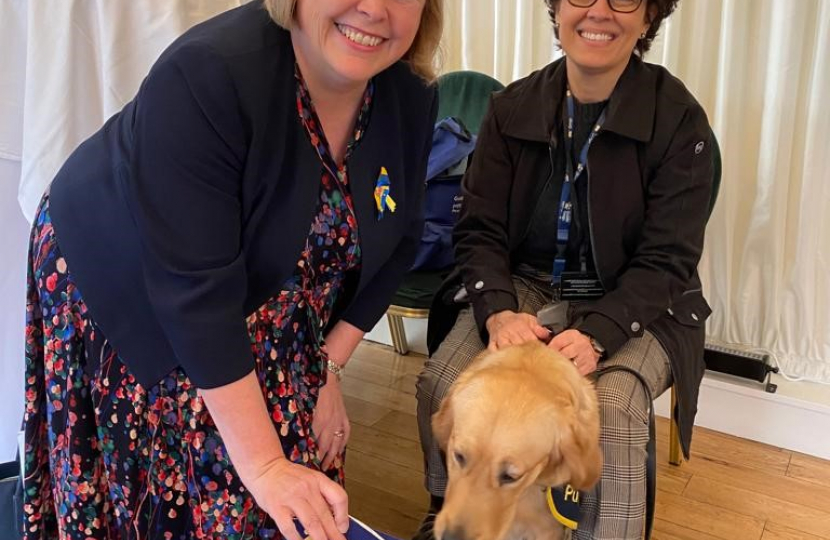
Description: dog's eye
xmin=453 ymin=451 xmax=466 ymax=467
xmin=498 ymin=472 xmax=520 ymax=485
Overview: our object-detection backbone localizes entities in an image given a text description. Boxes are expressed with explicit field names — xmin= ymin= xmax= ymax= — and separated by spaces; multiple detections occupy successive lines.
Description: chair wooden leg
xmin=669 ymin=384 xmax=683 ymax=466
xmin=387 ymin=313 xmax=409 ymax=355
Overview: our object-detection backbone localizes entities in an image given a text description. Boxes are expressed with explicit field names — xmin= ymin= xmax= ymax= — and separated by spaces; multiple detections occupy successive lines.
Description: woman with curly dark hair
xmin=414 ymin=0 xmax=712 ymax=538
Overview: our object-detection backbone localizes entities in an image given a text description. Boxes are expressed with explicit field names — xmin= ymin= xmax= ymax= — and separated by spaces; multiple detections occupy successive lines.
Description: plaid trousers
xmin=415 ymin=276 xmax=672 ymax=540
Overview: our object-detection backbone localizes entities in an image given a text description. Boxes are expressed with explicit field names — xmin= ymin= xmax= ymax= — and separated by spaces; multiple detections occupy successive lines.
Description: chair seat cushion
xmin=390 ymin=269 xmax=451 ymax=310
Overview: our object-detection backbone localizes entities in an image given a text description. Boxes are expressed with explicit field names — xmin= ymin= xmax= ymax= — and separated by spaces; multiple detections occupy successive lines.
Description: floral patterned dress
xmin=21 ymin=66 xmax=372 ymax=540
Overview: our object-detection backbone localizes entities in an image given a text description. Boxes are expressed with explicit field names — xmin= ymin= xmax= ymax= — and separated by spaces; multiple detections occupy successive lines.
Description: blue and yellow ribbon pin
xmin=373 ymin=166 xmax=396 ymax=219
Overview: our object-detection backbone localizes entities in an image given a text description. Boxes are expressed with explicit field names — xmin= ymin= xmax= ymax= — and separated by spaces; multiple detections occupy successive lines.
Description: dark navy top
xmin=49 ymin=1 xmax=437 ymax=388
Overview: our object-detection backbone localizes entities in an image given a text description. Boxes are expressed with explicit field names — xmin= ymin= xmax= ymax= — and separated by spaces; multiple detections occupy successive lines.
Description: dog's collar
xmin=544 ymin=485 xmax=581 ymax=530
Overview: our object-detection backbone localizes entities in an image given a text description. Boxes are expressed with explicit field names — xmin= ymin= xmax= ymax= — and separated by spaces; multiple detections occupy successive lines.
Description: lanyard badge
xmin=551 ymin=87 xmax=606 ymax=301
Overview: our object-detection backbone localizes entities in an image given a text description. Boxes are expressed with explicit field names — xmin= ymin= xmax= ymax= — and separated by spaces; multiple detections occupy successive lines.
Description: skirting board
xmin=653 ymin=373 xmax=830 ymax=461
xmin=366 ymin=317 xmax=830 ymax=461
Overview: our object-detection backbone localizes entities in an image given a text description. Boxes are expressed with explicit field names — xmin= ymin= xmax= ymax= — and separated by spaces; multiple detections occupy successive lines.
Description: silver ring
xmin=333 ymin=430 xmax=345 ymax=438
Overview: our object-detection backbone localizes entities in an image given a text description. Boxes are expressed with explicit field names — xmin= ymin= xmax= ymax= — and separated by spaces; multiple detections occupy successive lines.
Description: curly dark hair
xmin=544 ymin=0 xmax=680 ymax=56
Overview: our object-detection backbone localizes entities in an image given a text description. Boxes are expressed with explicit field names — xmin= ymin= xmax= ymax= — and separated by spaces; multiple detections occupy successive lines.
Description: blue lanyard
xmin=552 ymin=88 xmax=606 ymax=290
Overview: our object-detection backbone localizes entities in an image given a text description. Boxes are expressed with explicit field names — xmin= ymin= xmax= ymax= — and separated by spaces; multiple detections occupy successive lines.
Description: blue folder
xmin=345 ymin=516 xmax=398 ymax=540
xmin=297 ymin=516 xmax=400 ymax=540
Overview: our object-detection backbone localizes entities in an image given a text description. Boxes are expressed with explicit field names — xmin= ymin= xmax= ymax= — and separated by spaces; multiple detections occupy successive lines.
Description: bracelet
xmin=326 ymin=359 xmax=345 ymax=381
xmin=588 ymin=336 xmax=606 ymax=359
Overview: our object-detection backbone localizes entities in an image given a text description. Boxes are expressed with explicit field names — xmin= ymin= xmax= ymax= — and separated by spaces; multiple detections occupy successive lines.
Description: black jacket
xmin=50 ymin=1 xmax=437 ymax=389
xmin=427 ymin=56 xmax=713 ymax=457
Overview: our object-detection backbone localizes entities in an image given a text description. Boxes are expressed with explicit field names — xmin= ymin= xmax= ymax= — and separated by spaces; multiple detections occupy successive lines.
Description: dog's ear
xmin=432 ymin=388 xmax=455 ymax=451
xmin=540 ymin=379 xmax=602 ymax=490
xmin=558 ymin=417 xmax=602 ymax=490
xmin=432 ymin=350 xmax=490 ymax=451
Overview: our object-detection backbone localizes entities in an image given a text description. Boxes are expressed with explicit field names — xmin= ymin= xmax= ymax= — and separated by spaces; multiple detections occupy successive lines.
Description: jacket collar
xmin=500 ymin=55 xmax=656 ymax=144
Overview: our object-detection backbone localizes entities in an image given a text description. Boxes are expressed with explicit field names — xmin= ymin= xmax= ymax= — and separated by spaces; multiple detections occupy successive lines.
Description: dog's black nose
xmin=441 ymin=527 xmax=468 ymax=540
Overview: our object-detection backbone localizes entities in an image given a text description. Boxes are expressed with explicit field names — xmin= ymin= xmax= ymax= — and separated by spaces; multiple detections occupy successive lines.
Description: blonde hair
xmin=263 ymin=0 xmax=443 ymax=81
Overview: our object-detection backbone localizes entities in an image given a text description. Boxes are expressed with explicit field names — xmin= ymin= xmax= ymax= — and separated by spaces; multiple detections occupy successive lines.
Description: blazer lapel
xmin=348 ymin=74 xmax=407 ymax=291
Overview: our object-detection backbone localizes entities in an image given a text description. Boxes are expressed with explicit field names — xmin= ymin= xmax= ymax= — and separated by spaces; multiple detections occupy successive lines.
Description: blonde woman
xmin=22 ymin=1 xmax=441 ymax=539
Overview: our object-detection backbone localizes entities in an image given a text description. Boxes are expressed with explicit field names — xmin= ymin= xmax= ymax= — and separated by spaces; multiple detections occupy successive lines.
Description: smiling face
xmin=556 ymin=0 xmax=651 ymax=80
xmin=291 ymin=0 xmax=425 ymax=91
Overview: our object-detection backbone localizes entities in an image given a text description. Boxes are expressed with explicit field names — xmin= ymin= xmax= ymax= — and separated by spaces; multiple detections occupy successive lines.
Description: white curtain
xmin=440 ymin=0 xmax=830 ymax=384
xmin=441 ymin=0 xmax=562 ymax=81
xmin=0 ymin=0 xmax=246 ymax=460
xmin=14 ymin=0 xmax=249 ymax=221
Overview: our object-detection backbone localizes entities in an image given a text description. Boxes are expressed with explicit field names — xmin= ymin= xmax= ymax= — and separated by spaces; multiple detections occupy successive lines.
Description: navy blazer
xmin=49 ymin=1 xmax=437 ymax=388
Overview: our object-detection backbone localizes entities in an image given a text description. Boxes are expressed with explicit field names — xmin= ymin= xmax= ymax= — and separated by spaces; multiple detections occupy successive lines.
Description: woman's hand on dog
xmin=484 ymin=312 xmax=600 ymax=375
xmin=485 ymin=310 xmax=550 ymax=351
xmin=548 ymin=329 xmax=601 ymax=376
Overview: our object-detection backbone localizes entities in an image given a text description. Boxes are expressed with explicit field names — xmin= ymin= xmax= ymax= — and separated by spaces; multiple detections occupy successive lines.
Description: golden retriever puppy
xmin=432 ymin=340 xmax=602 ymax=540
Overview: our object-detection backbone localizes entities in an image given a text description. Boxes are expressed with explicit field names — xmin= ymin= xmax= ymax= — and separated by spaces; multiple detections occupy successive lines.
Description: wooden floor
xmin=340 ymin=341 xmax=830 ymax=540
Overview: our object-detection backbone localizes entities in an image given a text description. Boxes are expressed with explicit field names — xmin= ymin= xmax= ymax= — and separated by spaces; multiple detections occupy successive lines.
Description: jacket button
xmin=691 ymin=312 xmax=699 ymax=321
xmin=474 ymin=280 xmax=484 ymax=290
xmin=631 ymin=321 xmax=641 ymax=332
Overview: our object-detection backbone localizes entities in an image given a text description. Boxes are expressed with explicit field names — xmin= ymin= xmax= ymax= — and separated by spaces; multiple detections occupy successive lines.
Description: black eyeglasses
xmin=566 ymin=0 xmax=644 ymax=14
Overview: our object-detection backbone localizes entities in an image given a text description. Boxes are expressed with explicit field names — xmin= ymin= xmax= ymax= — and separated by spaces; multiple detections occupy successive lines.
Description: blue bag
xmin=425 ymin=117 xmax=476 ymax=181
xmin=410 ymin=117 xmax=476 ymax=271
